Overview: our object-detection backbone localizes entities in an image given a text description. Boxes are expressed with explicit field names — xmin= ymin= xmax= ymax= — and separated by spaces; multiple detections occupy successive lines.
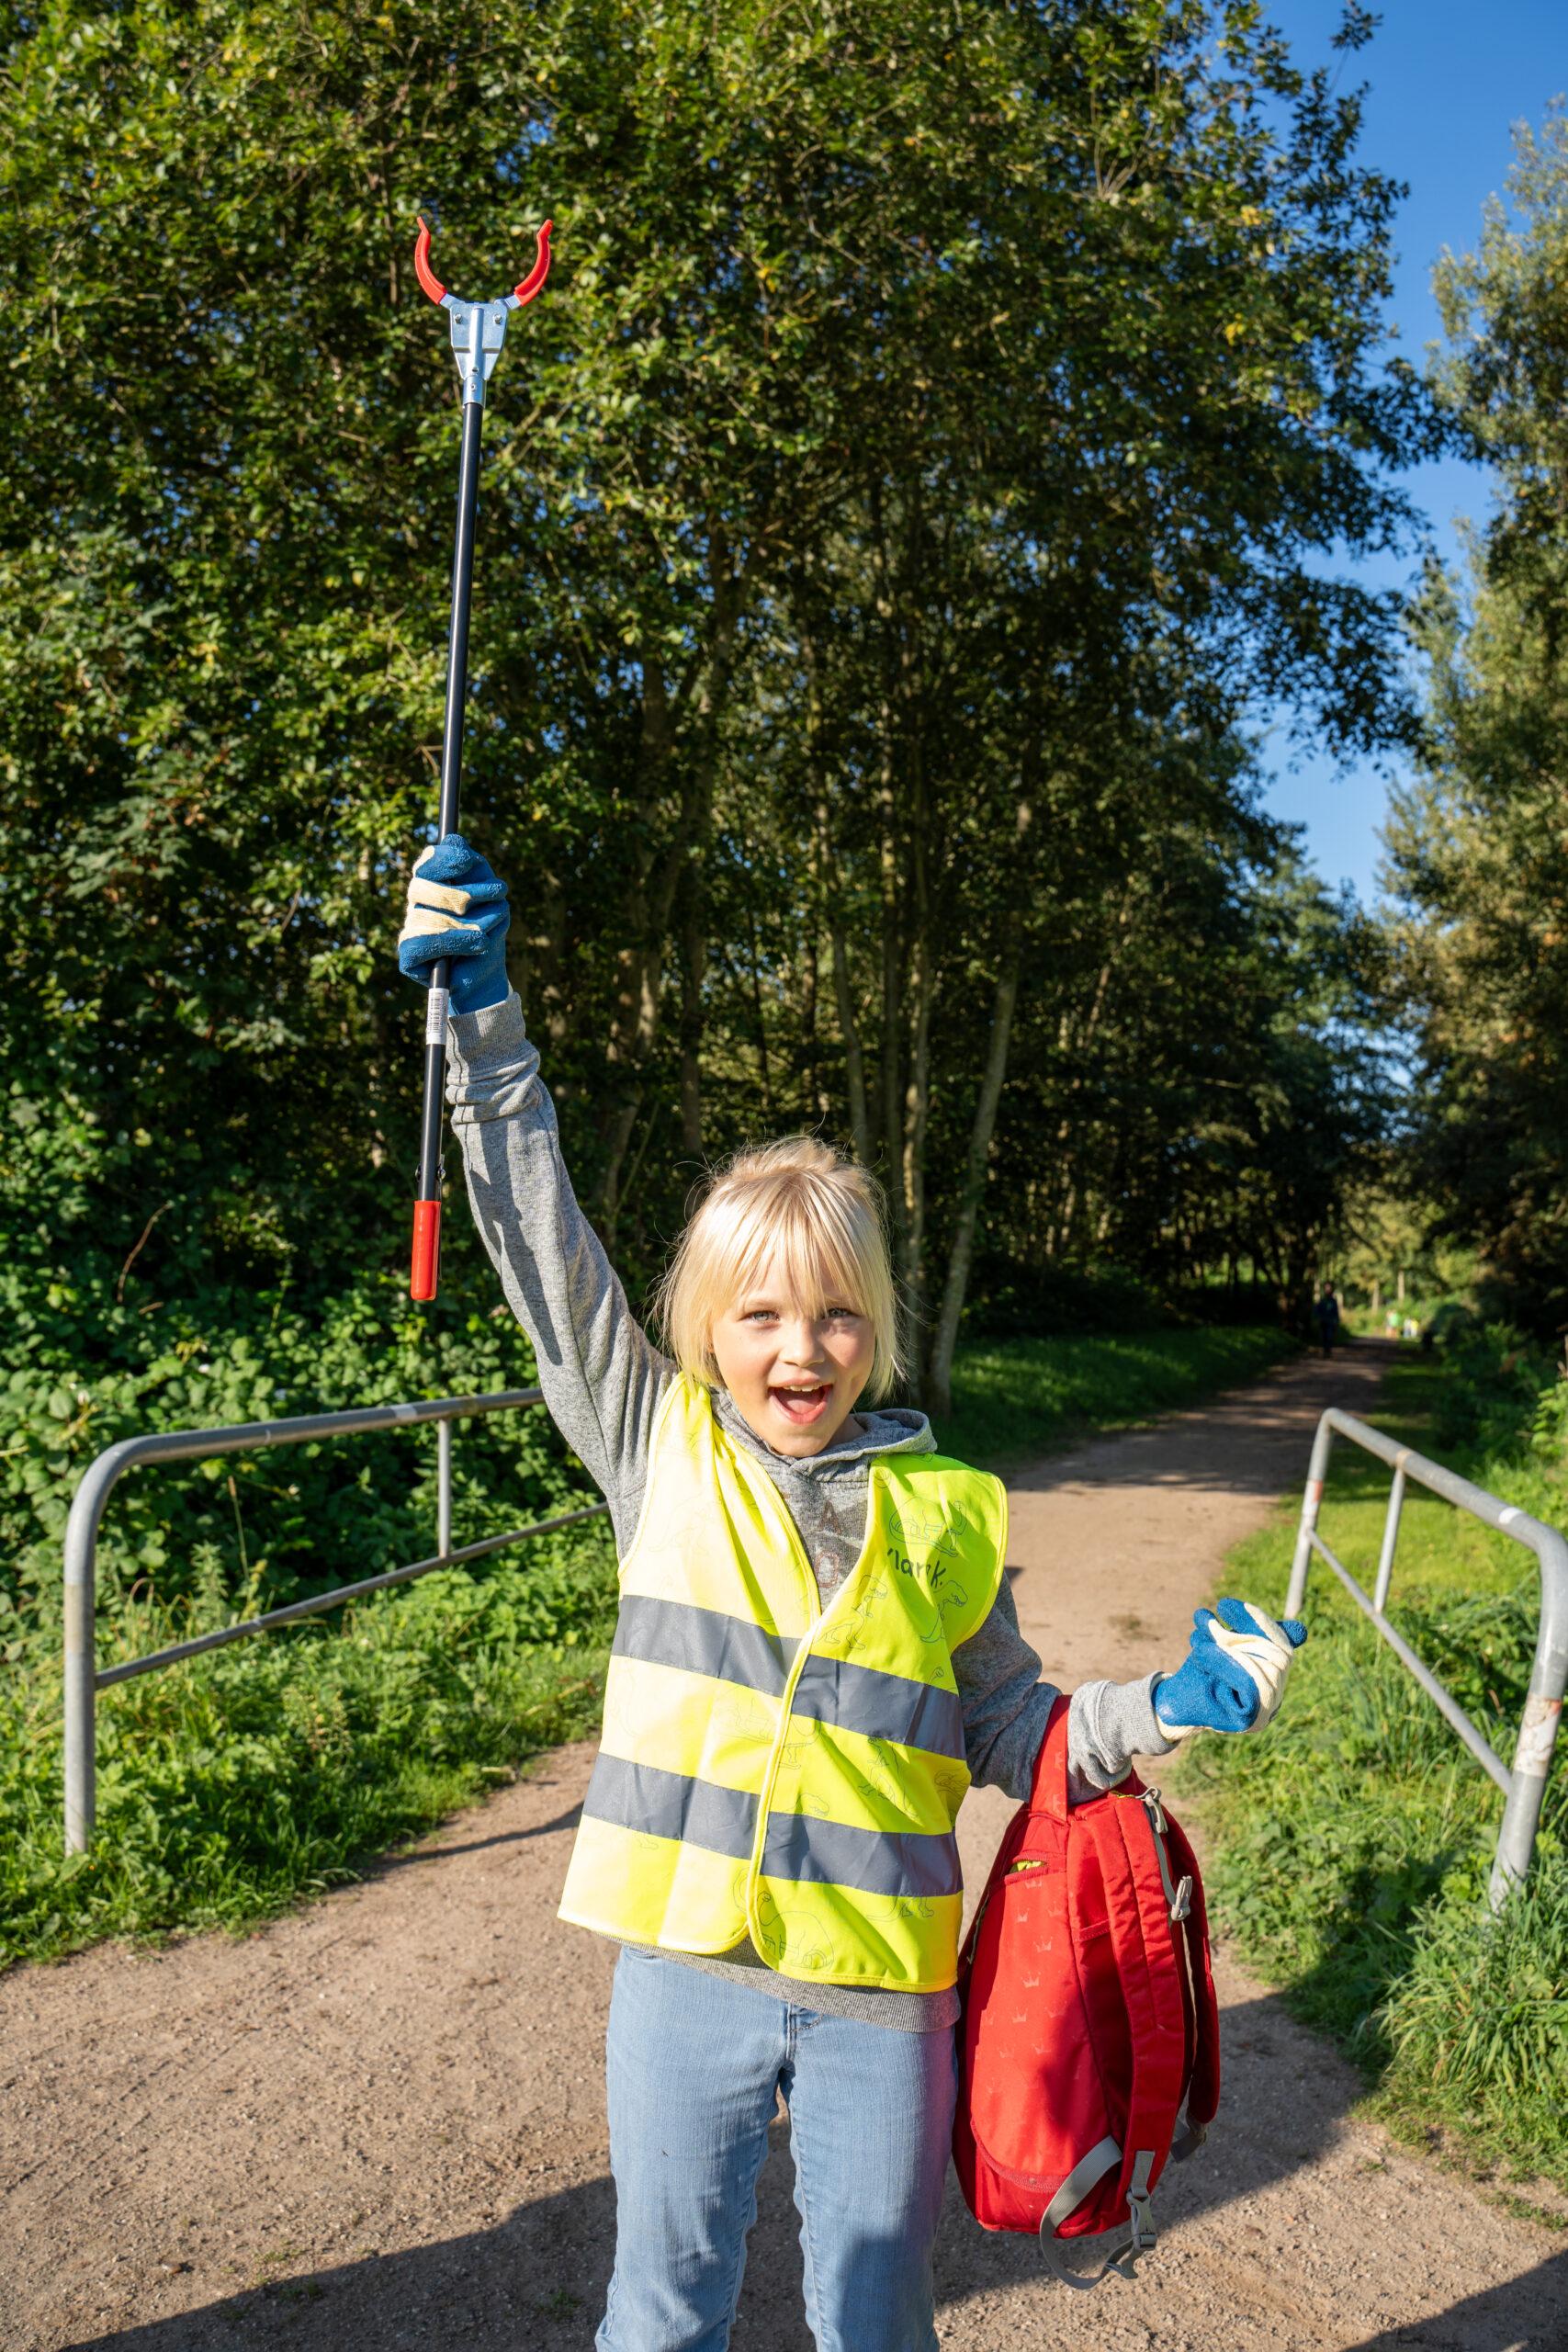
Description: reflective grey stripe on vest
xmin=612 ymin=1594 xmax=798 ymax=1693
xmin=763 ymin=1811 xmax=963 ymax=1900
xmin=583 ymin=1753 xmax=757 ymax=1859
xmin=614 ymin=1595 xmax=964 ymax=1762
xmin=790 ymin=1653 xmax=965 ymax=1760
xmin=583 ymin=1756 xmax=962 ymax=1901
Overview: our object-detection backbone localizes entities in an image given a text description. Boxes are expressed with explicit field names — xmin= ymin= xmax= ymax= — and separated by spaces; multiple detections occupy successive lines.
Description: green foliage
xmin=1185 ymin=1340 xmax=1568 ymax=2188
xmin=1427 ymin=1316 xmax=1561 ymax=1463
xmin=0 ymin=1251 xmax=622 ymax=1965
xmin=1386 ymin=106 xmax=1568 ymax=1334
xmin=0 ymin=1264 xmax=589 ymax=1648
xmin=0 ymin=1534 xmax=617 ymax=1968
xmin=0 ymin=0 xmax=1427 ymax=1392
xmin=1325 ymin=1182 xmax=1478 ymax=1330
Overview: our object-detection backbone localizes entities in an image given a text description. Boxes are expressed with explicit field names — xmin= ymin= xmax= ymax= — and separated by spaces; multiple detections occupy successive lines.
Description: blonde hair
xmin=651 ymin=1136 xmax=905 ymax=1400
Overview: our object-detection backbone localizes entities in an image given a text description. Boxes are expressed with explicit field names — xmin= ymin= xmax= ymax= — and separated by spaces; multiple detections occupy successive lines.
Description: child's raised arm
xmin=398 ymin=835 xmax=674 ymax=1529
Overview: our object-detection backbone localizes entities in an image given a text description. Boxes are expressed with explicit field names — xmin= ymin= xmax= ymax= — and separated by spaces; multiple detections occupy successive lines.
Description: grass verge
xmin=1178 ymin=1340 xmax=1568 ymax=2195
xmin=3 ymin=1322 xmax=1292 ymax=1970
xmin=1 ymin=1527 xmax=619 ymax=1970
xmin=937 ymin=1324 xmax=1295 ymax=1470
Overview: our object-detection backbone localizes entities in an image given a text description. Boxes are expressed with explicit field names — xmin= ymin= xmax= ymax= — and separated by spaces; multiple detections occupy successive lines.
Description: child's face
xmin=711 ymin=1252 xmax=877 ymax=1459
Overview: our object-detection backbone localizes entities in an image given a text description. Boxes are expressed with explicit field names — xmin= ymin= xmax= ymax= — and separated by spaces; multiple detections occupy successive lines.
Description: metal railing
xmin=62 ymin=1388 xmax=609 ymax=1853
xmin=1286 ymin=1407 xmax=1568 ymax=1912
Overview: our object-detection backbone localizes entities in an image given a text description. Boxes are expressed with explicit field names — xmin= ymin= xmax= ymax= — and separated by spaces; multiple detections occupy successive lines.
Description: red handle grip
xmin=410 ymin=1198 xmax=442 ymax=1302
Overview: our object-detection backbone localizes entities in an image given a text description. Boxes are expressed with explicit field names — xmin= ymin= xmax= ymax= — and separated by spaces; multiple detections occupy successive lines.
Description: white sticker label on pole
xmin=426 ymin=988 xmax=450 ymax=1046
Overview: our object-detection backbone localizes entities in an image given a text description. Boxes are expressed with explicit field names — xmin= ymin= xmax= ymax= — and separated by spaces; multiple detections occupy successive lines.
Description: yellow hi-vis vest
xmin=558 ymin=1374 xmax=1008 ymax=1993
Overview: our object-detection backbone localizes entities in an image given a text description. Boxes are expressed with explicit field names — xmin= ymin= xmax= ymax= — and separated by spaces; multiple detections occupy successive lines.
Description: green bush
xmin=1187 ymin=1332 xmax=1568 ymax=2188
xmin=0 ymin=1267 xmax=591 ymax=1646
xmin=1 ymin=1535 xmax=616 ymax=1968
xmin=0 ymin=1260 xmax=620 ymax=1965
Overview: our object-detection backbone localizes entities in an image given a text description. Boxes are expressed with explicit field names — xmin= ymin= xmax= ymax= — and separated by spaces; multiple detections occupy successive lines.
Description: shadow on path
xmin=1005 ymin=1340 xmax=1398 ymax=1505
xmin=1332 ymin=2258 xmax=1568 ymax=2352
xmin=60 ymin=1989 xmax=1563 ymax=2352
xmin=370 ymin=1803 xmax=586 ymax=1871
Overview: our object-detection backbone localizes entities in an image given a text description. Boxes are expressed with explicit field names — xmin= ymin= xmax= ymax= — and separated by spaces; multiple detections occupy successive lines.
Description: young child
xmin=399 ymin=835 xmax=1305 ymax=2352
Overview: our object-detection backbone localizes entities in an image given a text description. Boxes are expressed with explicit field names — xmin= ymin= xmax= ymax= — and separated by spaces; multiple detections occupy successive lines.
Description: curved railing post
xmin=1285 ymin=1411 xmax=1333 ymax=1618
xmin=1284 ymin=1402 xmax=1568 ymax=1912
xmin=1490 ymin=1522 xmax=1568 ymax=1909
xmin=63 ymin=1498 xmax=96 ymax=1852
xmin=63 ymin=1441 xmax=140 ymax=1852
xmin=59 ymin=1387 xmax=598 ymax=1857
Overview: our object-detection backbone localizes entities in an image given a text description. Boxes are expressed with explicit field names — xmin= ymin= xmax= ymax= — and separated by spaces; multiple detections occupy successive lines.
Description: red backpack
xmin=953 ymin=1696 xmax=1220 ymax=2287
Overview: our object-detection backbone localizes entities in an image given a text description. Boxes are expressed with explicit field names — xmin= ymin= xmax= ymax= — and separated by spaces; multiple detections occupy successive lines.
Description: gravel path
xmin=5 ymin=1340 xmax=1564 ymax=2351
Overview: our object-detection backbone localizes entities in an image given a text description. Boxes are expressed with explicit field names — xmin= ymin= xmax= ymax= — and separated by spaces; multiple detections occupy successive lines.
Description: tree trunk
xmin=816 ymin=794 xmax=872 ymax=1164
xmin=745 ymin=883 xmax=774 ymax=1121
xmin=800 ymin=928 xmax=822 ymax=1125
xmin=877 ymin=743 xmax=902 ymax=1195
xmin=925 ymin=944 xmax=1021 ymax=1417
xmin=900 ymin=796 xmax=933 ymax=1320
xmin=869 ymin=474 xmax=904 ymax=1220
xmin=678 ymin=857 xmax=705 ymax=1157
xmin=829 ymin=916 xmax=872 ymax=1166
xmin=593 ymin=519 xmax=740 ymax=1235
xmin=594 ymin=639 xmax=672 ymax=1233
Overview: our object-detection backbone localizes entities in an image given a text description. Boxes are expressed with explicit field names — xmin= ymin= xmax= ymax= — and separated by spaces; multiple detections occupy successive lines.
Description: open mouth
xmin=769 ymin=1382 xmax=832 ymax=1426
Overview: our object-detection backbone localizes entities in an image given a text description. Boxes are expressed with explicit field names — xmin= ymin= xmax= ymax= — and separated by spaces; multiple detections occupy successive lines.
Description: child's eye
xmin=827 ymin=1306 xmax=860 ymax=1320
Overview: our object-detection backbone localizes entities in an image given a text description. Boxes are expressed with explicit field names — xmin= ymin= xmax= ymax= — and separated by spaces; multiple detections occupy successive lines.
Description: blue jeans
xmin=597 ymin=1946 xmax=957 ymax=2352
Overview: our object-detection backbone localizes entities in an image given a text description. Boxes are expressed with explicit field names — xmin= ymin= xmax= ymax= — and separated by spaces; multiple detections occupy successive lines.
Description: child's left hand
xmin=1153 ymin=1599 xmax=1307 ymax=1740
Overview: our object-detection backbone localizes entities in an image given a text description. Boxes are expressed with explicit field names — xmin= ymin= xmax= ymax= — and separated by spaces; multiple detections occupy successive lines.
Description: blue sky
xmin=1258 ymin=1 xmax=1562 ymax=903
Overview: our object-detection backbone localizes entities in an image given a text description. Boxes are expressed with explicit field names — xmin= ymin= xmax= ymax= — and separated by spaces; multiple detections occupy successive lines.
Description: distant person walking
xmin=1314 ymin=1282 xmax=1342 ymax=1357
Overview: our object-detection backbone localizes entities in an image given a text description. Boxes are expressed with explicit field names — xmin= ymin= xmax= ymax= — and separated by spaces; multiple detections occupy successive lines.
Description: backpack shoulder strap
xmin=1165 ymin=1811 xmax=1222 ymax=2132
xmin=1062 ymin=1787 xmax=1190 ymax=2278
xmin=1029 ymin=1690 xmax=1072 ymax=1817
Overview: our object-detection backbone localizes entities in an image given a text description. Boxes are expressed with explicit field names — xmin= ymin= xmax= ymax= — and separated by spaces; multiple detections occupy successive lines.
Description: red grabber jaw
xmin=408 ymin=214 xmax=553 ymax=1303
xmin=413 ymin=215 xmax=553 ymax=407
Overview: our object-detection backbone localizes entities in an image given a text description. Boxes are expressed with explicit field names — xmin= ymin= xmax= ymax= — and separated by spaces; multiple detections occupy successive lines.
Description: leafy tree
xmin=1384 ymin=107 xmax=1568 ymax=1331
xmin=0 ymin=0 xmax=1427 ymax=1463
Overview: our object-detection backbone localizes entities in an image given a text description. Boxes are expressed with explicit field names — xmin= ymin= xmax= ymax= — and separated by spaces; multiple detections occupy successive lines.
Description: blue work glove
xmin=1153 ymin=1599 xmax=1308 ymax=1740
xmin=397 ymin=833 xmax=511 ymax=1015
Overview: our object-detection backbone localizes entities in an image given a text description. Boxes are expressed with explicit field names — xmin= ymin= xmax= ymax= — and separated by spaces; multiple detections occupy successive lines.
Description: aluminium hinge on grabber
xmin=408 ymin=213 xmax=553 ymax=1302
xmin=414 ymin=217 xmax=553 ymax=406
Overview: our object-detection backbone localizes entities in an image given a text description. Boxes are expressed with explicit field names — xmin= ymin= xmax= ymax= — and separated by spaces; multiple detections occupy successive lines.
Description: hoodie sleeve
xmin=443 ymin=990 xmax=674 ymax=1539
xmin=953 ymin=1576 xmax=1177 ymax=1804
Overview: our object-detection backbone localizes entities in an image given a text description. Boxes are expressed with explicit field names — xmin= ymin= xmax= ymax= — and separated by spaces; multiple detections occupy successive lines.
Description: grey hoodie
xmin=445 ymin=992 xmax=1174 ymax=2031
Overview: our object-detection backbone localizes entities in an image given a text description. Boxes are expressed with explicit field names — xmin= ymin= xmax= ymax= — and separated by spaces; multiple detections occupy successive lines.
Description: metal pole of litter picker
xmin=412 ymin=396 xmax=483 ymax=1290
xmin=409 ymin=214 xmax=552 ymax=1302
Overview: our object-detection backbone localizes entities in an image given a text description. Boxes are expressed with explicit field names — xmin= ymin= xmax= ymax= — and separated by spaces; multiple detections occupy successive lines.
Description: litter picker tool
xmin=408 ymin=212 xmax=553 ymax=1302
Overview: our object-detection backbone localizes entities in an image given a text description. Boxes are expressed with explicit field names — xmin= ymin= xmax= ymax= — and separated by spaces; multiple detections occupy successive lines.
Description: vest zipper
xmin=742 ymin=1465 xmax=886 ymax=1911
